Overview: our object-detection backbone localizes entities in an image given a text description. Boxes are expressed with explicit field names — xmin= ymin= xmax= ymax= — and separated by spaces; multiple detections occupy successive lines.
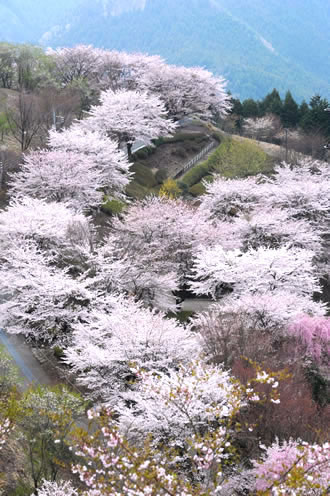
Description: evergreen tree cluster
xmin=231 ymin=89 xmax=330 ymax=136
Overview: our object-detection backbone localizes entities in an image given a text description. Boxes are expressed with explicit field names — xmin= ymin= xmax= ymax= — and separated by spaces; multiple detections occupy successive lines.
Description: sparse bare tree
xmin=37 ymin=87 xmax=82 ymax=138
xmin=6 ymin=91 xmax=43 ymax=151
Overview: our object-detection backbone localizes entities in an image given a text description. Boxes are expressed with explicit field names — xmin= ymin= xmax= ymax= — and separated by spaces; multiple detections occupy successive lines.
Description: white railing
xmin=173 ymin=141 xmax=216 ymax=179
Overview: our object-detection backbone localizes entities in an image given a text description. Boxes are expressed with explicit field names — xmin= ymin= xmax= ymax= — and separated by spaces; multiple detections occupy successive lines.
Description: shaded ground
xmin=137 ymin=125 xmax=213 ymax=178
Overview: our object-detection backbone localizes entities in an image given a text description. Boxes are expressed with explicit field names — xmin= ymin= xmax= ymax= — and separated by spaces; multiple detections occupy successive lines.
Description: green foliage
xmin=166 ymin=310 xmax=195 ymax=323
xmin=130 ymin=163 xmax=157 ymax=188
xmin=159 ymin=178 xmax=181 ymax=199
xmin=7 ymin=482 xmax=34 ymax=496
xmin=281 ymin=90 xmax=299 ymax=127
xmin=260 ymin=88 xmax=283 ymax=115
xmin=126 ymin=181 xmax=149 ymax=199
xmin=101 ymin=197 xmax=126 ymax=216
xmin=180 ymin=162 xmax=209 ymax=187
xmin=155 ymin=168 xmax=168 ymax=184
xmin=207 ymin=138 xmax=273 ymax=178
xmin=300 ymin=94 xmax=330 ymax=136
xmin=17 ymin=384 xmax=85 ymax=491
xmin=132 ymin=146 xmax=155 ymax=160
xmin=53 ymin=346 xmax=65 ymax=360
xmin=189 ymin=182 xmax=206 ymax=197
xmin=242 ymin=98 xmax=260 ymax=117
xmin=0 ymin=344 xmax=22 ymax=396
xmin=153 ymin=132 xmax=206 ymax=146
xmin=0 ymin=112 xmax=10 ymax=140
xmin=180 ymin=137 xmax=272 ymax=191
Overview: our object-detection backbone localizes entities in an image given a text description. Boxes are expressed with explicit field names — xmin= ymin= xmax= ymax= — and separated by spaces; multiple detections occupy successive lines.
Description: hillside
xmin=0 ymin=0 xmax=329 ymax=100
xmin=44 ymin=0 xmax=330 ymax=101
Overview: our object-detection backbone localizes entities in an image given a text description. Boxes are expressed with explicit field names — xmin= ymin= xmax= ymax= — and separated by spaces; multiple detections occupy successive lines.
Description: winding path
xmin=0 ymin=329 xmax=57 ymax=389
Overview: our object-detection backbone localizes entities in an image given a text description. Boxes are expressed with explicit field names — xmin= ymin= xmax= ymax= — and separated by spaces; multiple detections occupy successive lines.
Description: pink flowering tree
xmin=253 ymin=438 xmax=330 ymax=495
xmin=64 ymin=294 xmax=199 ymax=401
xmin=95 ymin=196 xmax=223 ymax=307
xmin=0 ymin=197 xmax=94 ymax=272
xmin=70 ymin=363 xmax=283 ymax=495
xmin=264 ymin=160 xmax=330 ymax=226
xmin=84 ymin=240 xmax=179 ymax=311
xmin=230 ymin=207 xmax=322 ymax=254
xmin=48 ymin=125 xmax=132 ymax=200
xmin=243 ymin=114 xmax=281 ymax=140
xmin=136 ymin=62 xmax=232 ymax=120
xmin=0 ymin=240 xmax=91 ymax=343
xmin=199 ymin=174 xmax=268 ymax=221
xmin=190 ymin=245 xmax=319 ymax=300
xmin=84 ymin=88 xmax=177 ymax=157
xmin=288 ymin=315 xmax=330 ymax=365
xmin=47 ymin=45 xmax=104 ymax=86
xmin=10 ymin=149 xmax=105 ymax=210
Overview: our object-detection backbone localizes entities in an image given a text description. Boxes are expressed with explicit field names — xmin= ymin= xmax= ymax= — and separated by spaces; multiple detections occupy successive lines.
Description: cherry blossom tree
xmin=10 ymin=149 xmax=105 ymax=210
xmin=0 ymin=196 xmax=92 ymax=249
xmin=0 ymin=196 xmax=95 ymax=278
xmin=38 ymin=480 xmax=79 ymax=496
xmin=64 ymin=294 xmax=199 ymax=401
xmin=190 ymin=245 xmax=320 ymax=300
xmin=198 ymin=292 xmax=326 ymax=333
xmin=92 ymin=196 xmax=223 ymax=308
xmin=199 ymin=174 xmax=268 ymax=221
xmin=118 ymin=360 xmax=241 ymax=447
xmin=47 ymin=45 xmax=104 ymax=86
xmin=136 ymin=62 xmax=232 ymax=120
xmin=200 ymin=159 xmax=330 ymax=228
xmin=84 ymin=88 xmax=176 ymax=157
xmin=230 ymin=207 xmax=322 ymax=254
xmin=265 ymin=160 xmax=330 ymax=226
xmin=253 ymin=439 xmax=330 ymax=495
xmin=0 ymin=418 xmax=13 ymax=449
xmin=243 ymin=114 xmax=281 ymax=140
xmin=288 ymin=315 xmax=330 ymax=364
xmin=0 ymin=240 xmax=91 ymax=343
xmin=48 ymin=125 xmax=131 ymax=200
xmin=84 ymin=241 xmax=179 ymax=311
xmin=119 ymin=51 xmax=166 ymax=91
xmin=194 ymin=293 xmax=328 ymax=368
xmin=72 ymin=359 xmax=277 ymax=495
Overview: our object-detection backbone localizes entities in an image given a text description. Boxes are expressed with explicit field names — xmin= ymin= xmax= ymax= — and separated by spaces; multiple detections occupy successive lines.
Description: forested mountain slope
xmin=1 ymin=0 xmax=330 ymax=100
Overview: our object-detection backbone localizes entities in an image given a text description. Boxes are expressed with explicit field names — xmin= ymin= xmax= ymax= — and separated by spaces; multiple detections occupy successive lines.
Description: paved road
xmin=0 ymin=329 xmax=55 ymax=389
xmin=179 ymin=298 xmax=213 ymax=312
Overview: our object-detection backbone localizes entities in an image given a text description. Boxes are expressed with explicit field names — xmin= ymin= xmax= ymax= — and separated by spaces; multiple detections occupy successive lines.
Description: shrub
xmin=101 ymin=197 xmax=126 ymax=216
xmin=180 ymin=161 xmax=209 ymax=187
xmin=159 ymin=178 xmax=181 ymax=199
xmin=208 ymin=137 xmax=273 ymax=178
xmin=152 ymin=132 xmax=206 ymax=146
xmin=172 ymin=148 xmax=187 ymax=158
xmin=130 ymin=163 xmax=157 ymax=188
xmin=125 ymin=181 xmax=149 ymax=199
xmin=189 ymin=182 xmax=206 ymax=197
xmin=203 ymin=174 xmax=214 ymax=183
xmin=155 ymin=169 xmax=168 ymax=184
xmin=132 ymin=146 xmax=154 ymax=160
xmin=53 ymin=345 xmax=65 ymax=360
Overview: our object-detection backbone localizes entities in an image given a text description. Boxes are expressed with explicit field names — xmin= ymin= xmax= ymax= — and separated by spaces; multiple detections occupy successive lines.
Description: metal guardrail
xmin=173 ymin=141 xmax=216 ymax=179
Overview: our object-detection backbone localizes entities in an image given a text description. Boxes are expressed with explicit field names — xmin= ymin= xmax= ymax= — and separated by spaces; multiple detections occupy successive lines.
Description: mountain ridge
xmin=1 ymin=0 xmax=329 ymax=101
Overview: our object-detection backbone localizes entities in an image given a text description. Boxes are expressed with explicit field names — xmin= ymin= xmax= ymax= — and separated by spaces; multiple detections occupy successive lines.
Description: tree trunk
xmin=127 ymin=142 xmax=133 ymax=161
